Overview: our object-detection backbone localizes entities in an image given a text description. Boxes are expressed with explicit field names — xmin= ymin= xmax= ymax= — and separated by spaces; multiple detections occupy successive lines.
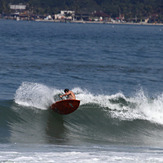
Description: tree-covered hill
xmin=0 ymin=0 xmax=163 ymax=20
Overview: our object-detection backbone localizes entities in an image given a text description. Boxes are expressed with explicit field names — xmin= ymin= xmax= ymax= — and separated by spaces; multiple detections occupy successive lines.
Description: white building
xmin=10 ymin=4 xmax=26 ymax=10
xmin=55 ymin=10 xmax=75 ymax=20
xmin=60 ymin=10 xmax=75 ymax=15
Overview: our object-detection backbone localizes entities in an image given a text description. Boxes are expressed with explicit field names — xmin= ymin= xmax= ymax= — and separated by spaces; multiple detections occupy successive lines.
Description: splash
xmin=14 ymin=82 xmax=59 ymax=110
xmin=133 ymin=90 xmax=163 ymax=124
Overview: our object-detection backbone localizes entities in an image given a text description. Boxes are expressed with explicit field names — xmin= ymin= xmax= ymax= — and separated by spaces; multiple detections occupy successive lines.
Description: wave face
xmin=1 ymin=82 xmax=163 ymax=146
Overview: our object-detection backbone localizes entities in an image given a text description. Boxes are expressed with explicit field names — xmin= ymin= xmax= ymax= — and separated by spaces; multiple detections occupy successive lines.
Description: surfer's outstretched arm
xmin=60 ymin=92 xmax=69 ymax=98
xmin=60 ymin=89 xmax=76 ymax=99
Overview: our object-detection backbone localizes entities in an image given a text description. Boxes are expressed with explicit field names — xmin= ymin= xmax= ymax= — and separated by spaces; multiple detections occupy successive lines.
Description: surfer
xmin=60 ymin=89 xmax=76 ymax=99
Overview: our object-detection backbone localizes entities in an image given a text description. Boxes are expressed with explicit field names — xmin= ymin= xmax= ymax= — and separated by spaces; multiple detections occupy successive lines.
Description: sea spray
xmin=133 ymin=91 xmax=163 ymax=124
xmin=14 ymin=82 xmax=57 ymax=110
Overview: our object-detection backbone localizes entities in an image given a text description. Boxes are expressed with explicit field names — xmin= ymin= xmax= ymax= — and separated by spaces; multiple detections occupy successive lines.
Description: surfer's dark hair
xmin=64 ymin=89 xmax=69 ymax=93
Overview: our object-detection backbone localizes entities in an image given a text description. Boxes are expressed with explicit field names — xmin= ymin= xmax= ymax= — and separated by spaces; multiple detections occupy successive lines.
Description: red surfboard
xmin=51 ymin=99 xmax=80 ymax=115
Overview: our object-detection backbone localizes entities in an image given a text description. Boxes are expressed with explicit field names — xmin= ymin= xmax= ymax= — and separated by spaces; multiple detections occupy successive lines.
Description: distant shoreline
xmin=1 ymin=18 xmax=163 ymax=26
xmin=35 ymin=19 xmax=163 ymax=26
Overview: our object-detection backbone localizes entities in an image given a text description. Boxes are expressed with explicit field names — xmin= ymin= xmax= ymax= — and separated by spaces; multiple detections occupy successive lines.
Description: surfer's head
xmin=64 ymin=89 xmax=69 ymax=93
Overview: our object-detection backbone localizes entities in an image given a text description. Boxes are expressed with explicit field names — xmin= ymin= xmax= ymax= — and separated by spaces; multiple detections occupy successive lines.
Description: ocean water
xmin=0 ymin=19 xmax=163 ymax=162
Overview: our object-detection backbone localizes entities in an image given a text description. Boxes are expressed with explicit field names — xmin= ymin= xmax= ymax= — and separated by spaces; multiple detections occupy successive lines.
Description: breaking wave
xmin=1 ymin=82 xmax=163 ymax=146
xmin=14 ymin=82 xmax=163 ymax=124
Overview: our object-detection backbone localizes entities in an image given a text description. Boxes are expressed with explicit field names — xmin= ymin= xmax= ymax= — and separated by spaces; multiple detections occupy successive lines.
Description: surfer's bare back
xmin=60 ymin=89 xmax=76 ymax=99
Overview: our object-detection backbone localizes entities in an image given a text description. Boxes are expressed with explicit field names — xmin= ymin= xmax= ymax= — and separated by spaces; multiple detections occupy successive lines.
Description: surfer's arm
xmin=60 ymin=92 xmax=70 ymax=98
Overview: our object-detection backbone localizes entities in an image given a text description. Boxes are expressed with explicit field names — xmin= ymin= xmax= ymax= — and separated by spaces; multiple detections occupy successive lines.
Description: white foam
xmin=0 ymin=147 xmax=163 ymax=163
xmin=133 ymin=91 xmax=163 ymax=124
xmin=104 ymin=90 xmax=163 ymax=124
xmin=75 ymin=88 xmax=163 ymax=124
xmin=14 ymin=82 xmax=60 ymax=110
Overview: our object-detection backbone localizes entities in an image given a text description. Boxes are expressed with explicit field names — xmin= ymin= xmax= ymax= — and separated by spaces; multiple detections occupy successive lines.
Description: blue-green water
xmin=0 ymin=20 xmax=163 ymax=162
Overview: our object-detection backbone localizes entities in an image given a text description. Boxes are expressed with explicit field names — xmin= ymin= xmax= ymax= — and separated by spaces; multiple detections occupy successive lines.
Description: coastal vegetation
xmin=0 ymin=0 xmax=163 ymax=22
